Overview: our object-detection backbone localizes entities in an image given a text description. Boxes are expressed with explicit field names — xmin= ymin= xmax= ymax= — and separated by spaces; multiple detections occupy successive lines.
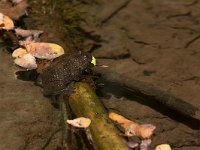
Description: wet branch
xmin=68 ymin=82 xmax=130 ymax=150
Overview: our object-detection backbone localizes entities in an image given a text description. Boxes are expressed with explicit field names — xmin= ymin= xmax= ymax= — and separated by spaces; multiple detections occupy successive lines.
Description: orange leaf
xmin=109 ymin=112 xmax=156 ymax=139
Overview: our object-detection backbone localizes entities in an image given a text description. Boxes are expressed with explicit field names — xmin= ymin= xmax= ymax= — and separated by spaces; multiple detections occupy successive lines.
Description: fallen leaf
xmin=127 ymin=123 xmax=156 ymax=139
xmin=12 ymin=47 xmax=28 ymax=58
xmin=109 ymin=112 xmax=156 ymax=139
xmin=23 ymin=42 xmax=65 ymax=60
xmin=15 ymin=28 xmax=43 ymax=37
xmin=155 ymin=144 xmax=171 ymax=150
xmin=66 ymin=117 xmax=91 ymax=128
xmin=0 ymin=13 xmax=14 ymax=30
xmin=14 ymin=53 xmax=37 ymax=70
xmin=0 ymin=13 xmax=3 ymax=25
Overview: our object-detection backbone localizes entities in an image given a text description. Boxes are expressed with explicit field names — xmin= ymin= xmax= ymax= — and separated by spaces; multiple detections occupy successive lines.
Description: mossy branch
xmin=69 ymin=82 xmax=130 ymax=150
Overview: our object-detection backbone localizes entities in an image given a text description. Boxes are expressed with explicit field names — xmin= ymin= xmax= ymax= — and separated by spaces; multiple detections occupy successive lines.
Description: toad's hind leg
xmin=61 ymin=83 xmax=75 ymax=95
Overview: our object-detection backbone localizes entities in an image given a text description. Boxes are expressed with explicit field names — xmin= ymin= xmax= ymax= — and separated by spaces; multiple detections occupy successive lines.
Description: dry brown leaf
xmin=109 ymin=112 xmax=156 ymax=139
xmin=66 ymin=117 xmax=91 ymax=128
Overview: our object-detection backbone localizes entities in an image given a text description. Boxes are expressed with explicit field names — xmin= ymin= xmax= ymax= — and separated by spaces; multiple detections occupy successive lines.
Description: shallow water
xmin=0 ymin=0 xmax=200 ymax=149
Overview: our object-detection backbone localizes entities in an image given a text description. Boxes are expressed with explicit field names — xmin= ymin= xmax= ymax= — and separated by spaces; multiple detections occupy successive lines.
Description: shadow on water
xmin=97 ymin=79 xmax=200 ymax=130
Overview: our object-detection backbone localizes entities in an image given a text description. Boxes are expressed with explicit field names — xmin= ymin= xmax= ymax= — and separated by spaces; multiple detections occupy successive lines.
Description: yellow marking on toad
xmin=91 ymin=56 xmax=96 ymax=66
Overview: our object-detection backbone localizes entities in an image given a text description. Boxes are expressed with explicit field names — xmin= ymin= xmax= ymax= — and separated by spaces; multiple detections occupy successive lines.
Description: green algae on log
xmin=69 ymin=82 xmax=130 ymax=150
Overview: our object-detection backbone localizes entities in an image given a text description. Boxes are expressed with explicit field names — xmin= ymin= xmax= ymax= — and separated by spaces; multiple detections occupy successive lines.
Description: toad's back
xmin=41 ymin=52 xmax=92 ymax=95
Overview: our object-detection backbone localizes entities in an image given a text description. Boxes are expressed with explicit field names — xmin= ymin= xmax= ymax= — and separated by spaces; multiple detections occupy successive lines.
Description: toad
xmin=41 ymin=51 xmax=92 ymax=96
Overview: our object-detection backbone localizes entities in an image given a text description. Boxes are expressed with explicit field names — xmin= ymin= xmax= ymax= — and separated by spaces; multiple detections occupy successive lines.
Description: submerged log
xmin=68 ymin=82 xmax=130 ymax=150
xmin=94 ymin=67 xmax=200 ymax=120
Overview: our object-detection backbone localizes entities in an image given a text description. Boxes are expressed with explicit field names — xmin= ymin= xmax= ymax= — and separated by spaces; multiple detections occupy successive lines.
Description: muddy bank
xmin=0 ymin=50 xmax=63 ymax=149
xmin=0 ymin=0 xmax=73 ymax=149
